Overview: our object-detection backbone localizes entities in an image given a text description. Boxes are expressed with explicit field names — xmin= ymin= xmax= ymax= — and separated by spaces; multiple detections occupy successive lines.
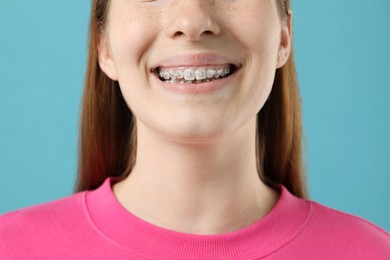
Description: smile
xmin=154 ymin=64 xmax=237 ymax=84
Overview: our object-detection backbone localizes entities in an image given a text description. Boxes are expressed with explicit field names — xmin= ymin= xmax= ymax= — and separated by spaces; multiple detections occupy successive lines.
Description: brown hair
xmin=74 ymin=0 xmax=309 ymax=199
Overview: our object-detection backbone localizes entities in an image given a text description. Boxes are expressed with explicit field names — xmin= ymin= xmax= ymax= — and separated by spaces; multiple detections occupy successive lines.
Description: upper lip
xmin=151 ymin=53 xmax=242 ymax=71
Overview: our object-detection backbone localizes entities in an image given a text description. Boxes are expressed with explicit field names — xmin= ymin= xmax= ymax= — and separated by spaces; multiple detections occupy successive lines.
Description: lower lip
xmin=153 ymin=69 xmax=240 ymax=95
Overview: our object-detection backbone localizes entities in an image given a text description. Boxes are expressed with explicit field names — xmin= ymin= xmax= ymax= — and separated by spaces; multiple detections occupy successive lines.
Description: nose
xmin=164 ymin=0 xmax=221 ymax=42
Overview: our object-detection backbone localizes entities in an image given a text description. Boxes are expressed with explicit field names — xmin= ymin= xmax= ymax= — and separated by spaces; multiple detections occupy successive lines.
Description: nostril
xmin=203 ymin=30 xmax=215 ymax=36
xmin=173 ymin=31 xmax=185 ymax=38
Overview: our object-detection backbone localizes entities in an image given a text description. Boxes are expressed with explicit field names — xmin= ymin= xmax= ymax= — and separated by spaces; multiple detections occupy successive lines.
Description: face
xmin=99 ymin=0 xmax=291 ymax=143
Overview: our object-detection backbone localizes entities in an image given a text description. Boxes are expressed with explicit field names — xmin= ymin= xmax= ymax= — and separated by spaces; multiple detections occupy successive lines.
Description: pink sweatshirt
xmin=1 ymin=177 xmax=389 ymax=259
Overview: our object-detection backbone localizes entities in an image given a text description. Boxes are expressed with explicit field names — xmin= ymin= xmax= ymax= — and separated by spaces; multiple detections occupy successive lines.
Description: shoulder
xmin=300 ymin=200 xmax=390 ymax=256
xmin=309 ymin=200 xmax=389 ymax=237
xmin=0 ymin=191 xmax=86 ymax=227
xmin=0 ymin=192 xmax=87 ymax=246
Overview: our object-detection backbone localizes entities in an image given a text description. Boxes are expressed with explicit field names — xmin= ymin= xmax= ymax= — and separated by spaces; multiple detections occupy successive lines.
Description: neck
xmin=113 ymin=118 xmax=279 ymax=235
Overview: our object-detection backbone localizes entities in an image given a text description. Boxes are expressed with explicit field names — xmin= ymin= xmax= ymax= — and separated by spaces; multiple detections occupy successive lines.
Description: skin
xmin=99 ymin=0 xmax=292 ymax=234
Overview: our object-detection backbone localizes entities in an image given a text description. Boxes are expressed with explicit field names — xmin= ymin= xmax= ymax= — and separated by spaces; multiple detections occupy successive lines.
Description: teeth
xmin=159 ymin=70 xmax=171 ymax=80
xmin=158 ymin=65 xmax=233 ymax=83
xmin=184 ymin=68 xmax=195 ymax=81
xmin=195 ymin=68 xmax=207 ymax=80
xmin=206 ymin=69 xmax=216 ymax=79
xmin=175 ymin=70 xmax=184 ymax=79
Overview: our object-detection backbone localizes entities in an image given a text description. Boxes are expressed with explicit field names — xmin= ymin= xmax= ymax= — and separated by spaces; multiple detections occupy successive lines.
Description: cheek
xmin=222 ymin=2 xmax=281 ymax=86
xmin=233 ymin=8 xmax=280 ymax=61
xmin=108 ymin=9 xmax=161 ymax=111
xmin=229 ymin=12 xmax=280 ymax=114
xmin=109 ymin=9 xmax=159 ymax=77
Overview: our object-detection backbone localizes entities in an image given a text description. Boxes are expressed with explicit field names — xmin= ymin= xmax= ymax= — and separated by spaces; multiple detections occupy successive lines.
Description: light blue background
xmin=1 ymin=1 xmax=389 ymax=232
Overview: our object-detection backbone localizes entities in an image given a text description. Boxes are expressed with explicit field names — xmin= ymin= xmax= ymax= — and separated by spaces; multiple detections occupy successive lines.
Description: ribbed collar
xmin=85 ymin=177 xmax=311 ymax=259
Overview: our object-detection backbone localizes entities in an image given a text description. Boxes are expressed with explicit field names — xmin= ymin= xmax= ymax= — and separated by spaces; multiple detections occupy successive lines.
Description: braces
xmin=159 ymin=65 xmax=232 ymax=83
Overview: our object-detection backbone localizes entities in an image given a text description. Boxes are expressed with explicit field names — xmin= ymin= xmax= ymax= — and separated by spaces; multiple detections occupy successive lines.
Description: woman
xmin=1 ymin=0 xmax=389 ymax=259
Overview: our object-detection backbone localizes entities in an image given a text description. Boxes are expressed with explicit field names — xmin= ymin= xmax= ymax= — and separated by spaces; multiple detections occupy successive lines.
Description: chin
xmin=157 ymin=124 xmax=229 ymax=144
xmin=137 ymin=110 xmax=237 ymax=144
